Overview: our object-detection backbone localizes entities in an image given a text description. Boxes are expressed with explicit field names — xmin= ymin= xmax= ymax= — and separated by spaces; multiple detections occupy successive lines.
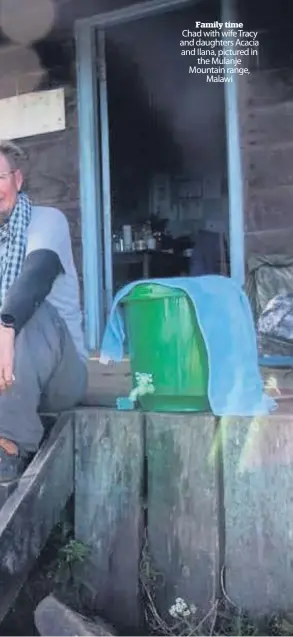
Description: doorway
xmin=76 ymin=0 xmax=243 ymax=350
xmin=105 ymin=1 xmax=230 ymax=298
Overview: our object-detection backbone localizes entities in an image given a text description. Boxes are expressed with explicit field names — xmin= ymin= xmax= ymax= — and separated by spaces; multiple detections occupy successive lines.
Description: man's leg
xmin=0 ymin=301 xmax=87 ymax=479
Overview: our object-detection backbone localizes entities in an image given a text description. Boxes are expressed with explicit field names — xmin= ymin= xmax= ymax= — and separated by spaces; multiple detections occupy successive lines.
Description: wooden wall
xmin=74 ymin=409 xmax=219 ymax=634
xmin=239 ymin=68 xmax=293 ymax=258
xmin=74 ymin=406 xmax=293 ymax=633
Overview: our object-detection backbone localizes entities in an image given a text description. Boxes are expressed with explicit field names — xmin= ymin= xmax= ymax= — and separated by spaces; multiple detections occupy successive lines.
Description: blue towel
xmin=100 ymin=276 xmax=277 ymax=416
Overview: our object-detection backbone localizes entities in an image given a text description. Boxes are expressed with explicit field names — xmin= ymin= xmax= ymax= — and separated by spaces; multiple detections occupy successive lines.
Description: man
xmin=0 ymin=140 xmax=88 ymax=482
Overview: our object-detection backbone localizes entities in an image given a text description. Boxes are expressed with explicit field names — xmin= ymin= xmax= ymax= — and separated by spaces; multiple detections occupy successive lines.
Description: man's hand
xmin=0 ymin=325 xmax=15 ymax=391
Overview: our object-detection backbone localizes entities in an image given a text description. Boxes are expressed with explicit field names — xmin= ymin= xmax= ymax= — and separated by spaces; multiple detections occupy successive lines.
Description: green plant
xmin=51 ymin=538 xmax=90 ymax=592
xmin=58 ymin=539 xmax=89 ymax=566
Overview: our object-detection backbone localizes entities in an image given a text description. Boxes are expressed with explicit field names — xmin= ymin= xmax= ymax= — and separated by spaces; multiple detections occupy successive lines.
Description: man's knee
xmin=14 ymin=302 xmax=64 ymax=380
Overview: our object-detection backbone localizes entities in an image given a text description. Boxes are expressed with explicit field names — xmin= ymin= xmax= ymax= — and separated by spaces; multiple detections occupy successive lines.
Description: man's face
xmin=0 ymin=153 xmax=23 ymax=223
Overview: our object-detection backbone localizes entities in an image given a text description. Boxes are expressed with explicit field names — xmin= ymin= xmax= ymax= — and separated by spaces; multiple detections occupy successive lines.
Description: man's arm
xmin=1 ymin=249 xmax=64 ymax=334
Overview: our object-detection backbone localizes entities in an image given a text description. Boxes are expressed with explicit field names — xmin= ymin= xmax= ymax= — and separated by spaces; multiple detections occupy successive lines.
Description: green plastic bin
xmin=121 ymin=283 xmax=210 ymax=412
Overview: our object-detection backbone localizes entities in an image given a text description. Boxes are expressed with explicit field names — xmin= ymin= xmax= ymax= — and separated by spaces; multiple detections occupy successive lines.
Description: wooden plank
xmin=248 ymin=147 xmax=293 ymax=189
xmin=241 ymin=103 xmax=293 ymax=148
xmin=244 ymin=186 xmax=293 ymax=233
xmin=78 ymin=0 xmax=197 ymax=28
xmin=146 ymin=413 xmax=220 ymax=620
xmin=74 ymin=409 xmax=144 ymax=633
xmin=242 ymin=69 xmax=293 ymax=107
xmin=0 ymin=89 xmax=65 ymax=141
xmin=223 ymin=412 xmax=293 ymax=613
xmin=245 ymin=225 xmax=293 ymax=257
xmin=85 ymin=360 xmax=132 ymax=407
xmin=0 ymin=416 xmax=58 ymax=509
xmin=0 ymin=413 xmax=74 ymax=623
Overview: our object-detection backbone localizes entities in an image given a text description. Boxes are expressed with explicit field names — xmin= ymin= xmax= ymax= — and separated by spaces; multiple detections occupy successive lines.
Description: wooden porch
xmin=85 ymin=357 xmax=132 ymax=407
xmin=86 ymin=357 xmax=293 ymax=406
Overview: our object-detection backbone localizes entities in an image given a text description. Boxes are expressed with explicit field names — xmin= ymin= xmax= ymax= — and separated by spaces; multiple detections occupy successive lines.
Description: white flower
xmin=172 ymin=597 xmax=188 ymax=615
xmin=175 ymin=597 xmax=184 ymax=604
xmin=169 ymin=605 xmax=178 ymax=618
xmin=190 ymin=604 xmax=197 ymax=614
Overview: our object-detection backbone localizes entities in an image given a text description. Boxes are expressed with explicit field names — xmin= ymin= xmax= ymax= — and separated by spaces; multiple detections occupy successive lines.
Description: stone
xmin=34 ymin=595 xmax=117 ymax=636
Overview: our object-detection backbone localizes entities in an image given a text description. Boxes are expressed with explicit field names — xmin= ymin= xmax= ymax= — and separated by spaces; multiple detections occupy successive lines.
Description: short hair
xmin=0 ymin=140 xmax=28 ymax=175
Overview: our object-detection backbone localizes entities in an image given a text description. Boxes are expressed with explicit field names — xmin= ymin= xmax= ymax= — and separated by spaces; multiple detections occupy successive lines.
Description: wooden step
xmin=0 ymin=413 xmax=74 ymax=624
xmin=0 ymin=414 xmax=58 ymax=509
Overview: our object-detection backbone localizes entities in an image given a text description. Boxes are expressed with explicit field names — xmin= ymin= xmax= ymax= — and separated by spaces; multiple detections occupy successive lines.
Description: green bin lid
xmin=121 ymin=283 xmax=187 ymax=303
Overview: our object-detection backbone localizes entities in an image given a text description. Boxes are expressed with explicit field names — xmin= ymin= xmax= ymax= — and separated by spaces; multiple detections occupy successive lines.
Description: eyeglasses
xmin=0 ymin=171 xmax=14 ymax=181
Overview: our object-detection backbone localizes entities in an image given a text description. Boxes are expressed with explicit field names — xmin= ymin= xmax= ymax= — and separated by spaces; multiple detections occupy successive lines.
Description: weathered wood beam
xmin=146 ymin=413 xmax=220 ymax=621
xmin=0 ymin=414 xmax=58 ymax=509
xmin=223 ymin=410 xmax=293 ymax=614
xmin=0 ymin=413 xmax=74 ymax=623
xmin=77 ymin=0 xmax=200 ymax=28
xmin=74 ymin=409 xmax=144 ymax=634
